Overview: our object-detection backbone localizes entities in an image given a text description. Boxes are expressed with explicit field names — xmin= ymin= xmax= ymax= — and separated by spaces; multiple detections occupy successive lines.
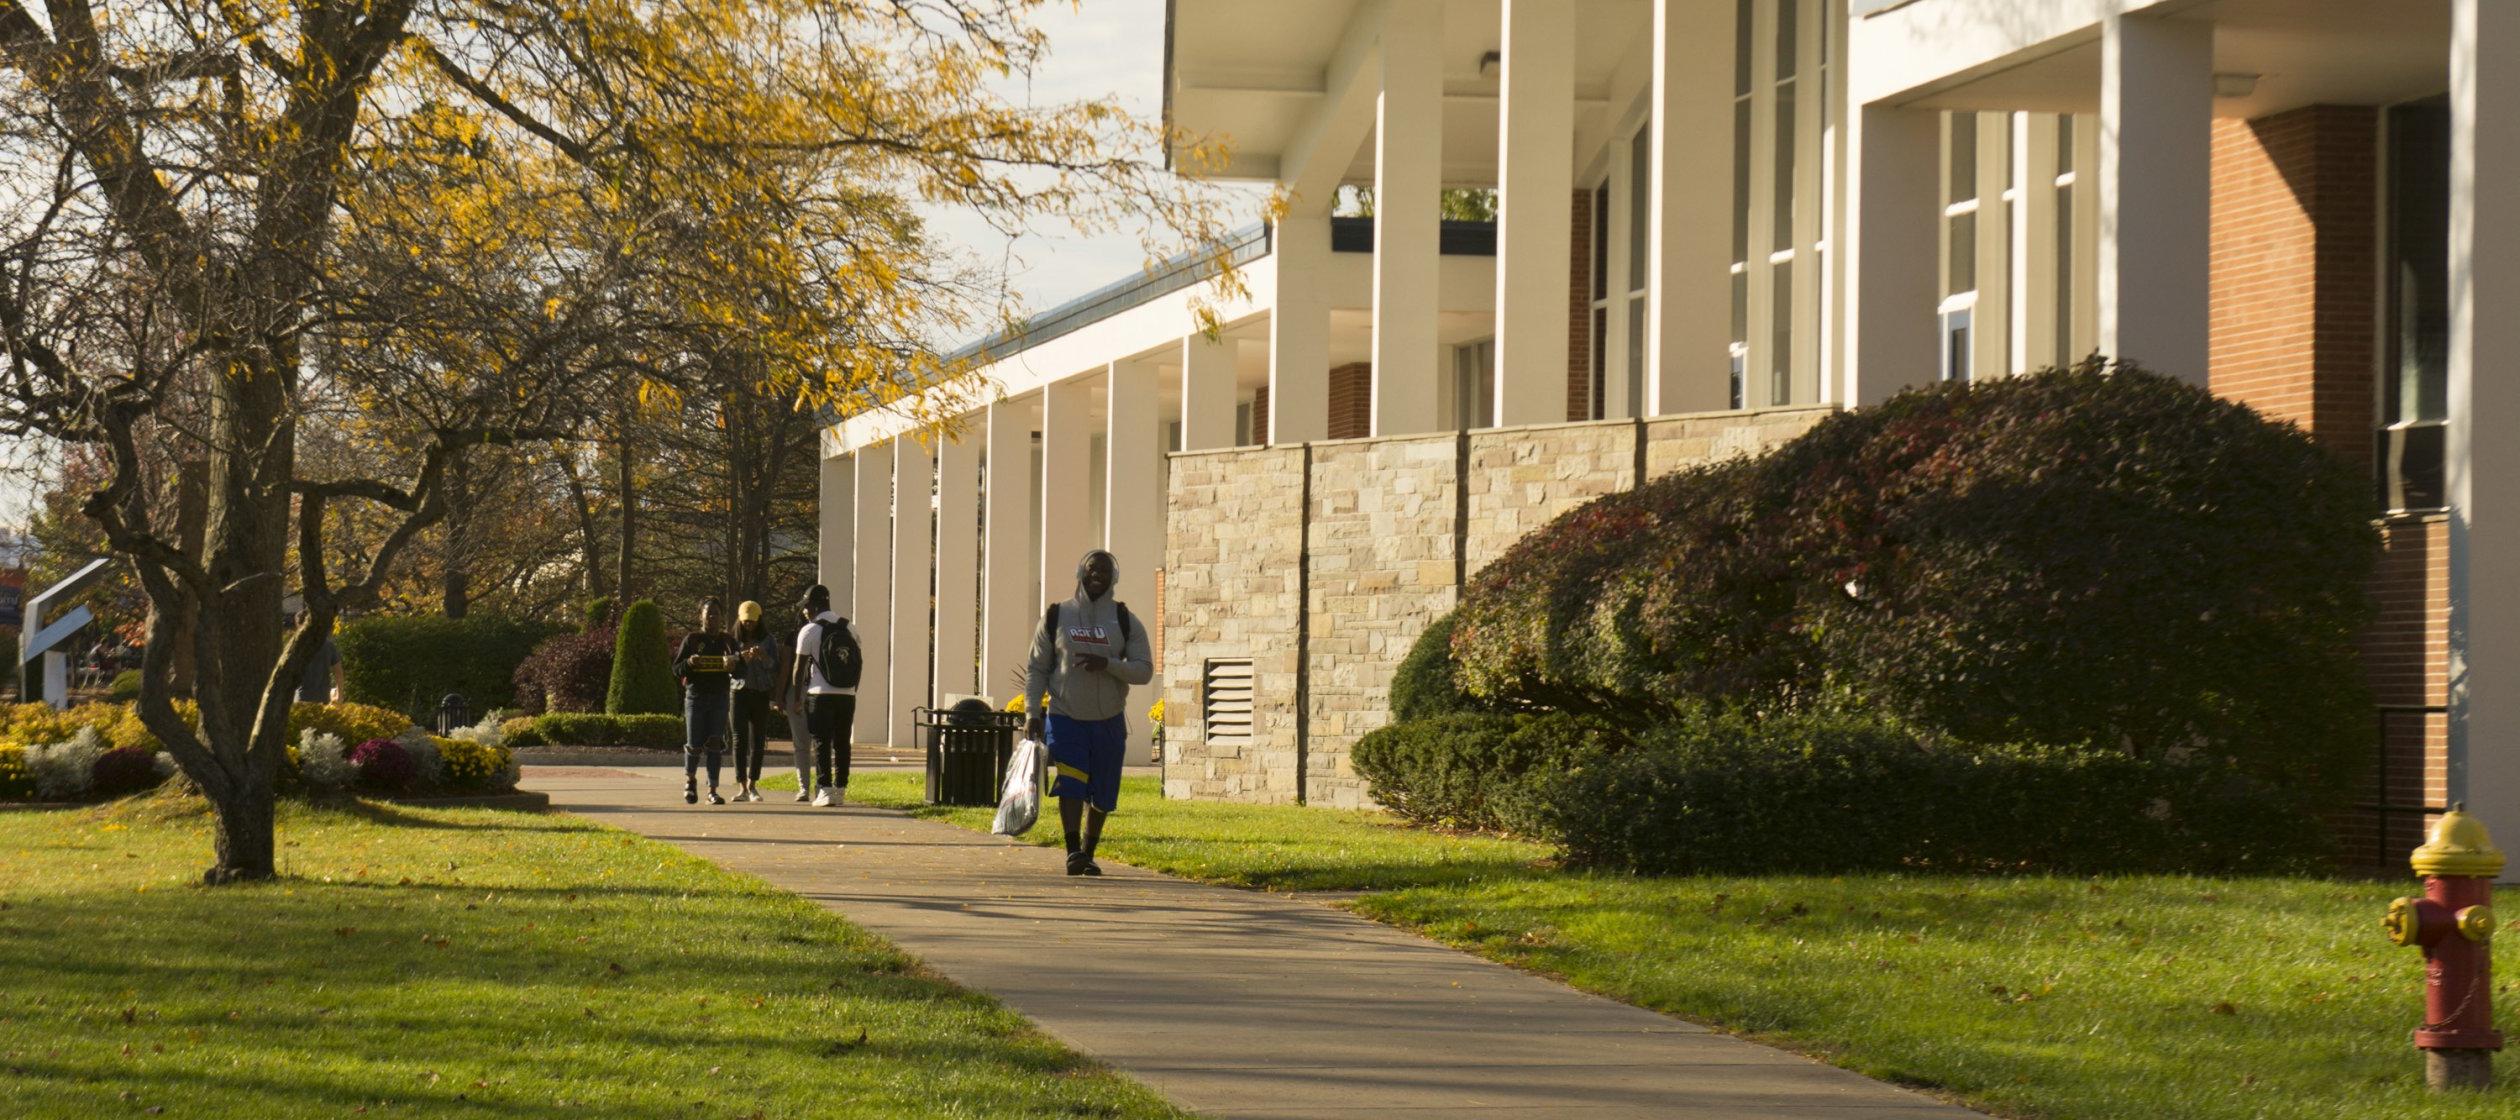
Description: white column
xmin=1179 ymin=333 xmax=1239 ymax=450
xmin=1040 ymin=376 xmax=1097 ymax=607
xmin=1842 ymin=103 xmax=1942 ymax=406
xmin=1371 ymin=0 xmax=1443 ymax=435
xmin=933 ymin=428 xmax=981 ymax=701
xmin=848 ymin=445 xmax=892 ymax=747
xmin=1493 ymin=0 xmax=1575 ymax=426
xmin=981 ymin=397 xmax=1036 ymax=707
xmin=1644 ymin=0 xmax=1736 ymax=415
xmin=2013 ymin=114 xmax=2057 ymax=374
xmin=887 ymin=438 xmax=934 ymax=747
xmin=817 ymin=453 xmax=853 ymax=602
xmin=2450 ymin=0 xmax=2520 ymax=848
xmin=2097 ymin=12 xmax=2211 ymax=384
xmin=1602 ymin=125 xmax=1635 ymax=420
xmin=1106 ymin=360 xmax=1164 ymax=764
xmin=1268 ymin=218 xmax=1331 ymax=442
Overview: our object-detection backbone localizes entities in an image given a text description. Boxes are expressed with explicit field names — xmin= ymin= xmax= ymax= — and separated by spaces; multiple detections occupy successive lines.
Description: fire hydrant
xmin=2382 ymin=803 xmax=2504 ymax=1090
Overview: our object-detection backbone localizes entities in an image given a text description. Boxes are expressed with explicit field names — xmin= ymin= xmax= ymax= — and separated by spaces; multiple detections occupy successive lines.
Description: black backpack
xmin=814 ymin=616 xmax=864 ymax=689
xmin=1043 ymin=602 xmax=1133 ymax=651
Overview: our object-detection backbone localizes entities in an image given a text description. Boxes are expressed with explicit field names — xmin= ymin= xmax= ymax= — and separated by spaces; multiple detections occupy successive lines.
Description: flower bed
xmin=0 ymin=701 xmax=520 ymax=804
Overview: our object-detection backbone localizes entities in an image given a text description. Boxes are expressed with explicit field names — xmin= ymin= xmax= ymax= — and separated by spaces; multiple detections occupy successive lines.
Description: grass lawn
xmin=806 ymin=771 xmax=2518 ymax=1120
xmin=0 ymin=795 xmax=1187 ymax=1120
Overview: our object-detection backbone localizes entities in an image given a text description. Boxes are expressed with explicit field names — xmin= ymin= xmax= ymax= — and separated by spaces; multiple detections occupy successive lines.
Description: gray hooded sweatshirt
xmin=1025 ymin=550 xmax=1155 ymax=722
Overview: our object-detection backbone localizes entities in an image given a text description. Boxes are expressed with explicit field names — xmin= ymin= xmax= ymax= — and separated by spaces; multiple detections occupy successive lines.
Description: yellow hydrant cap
xmin=2410 ymin=806 xmax=2507 ymax=878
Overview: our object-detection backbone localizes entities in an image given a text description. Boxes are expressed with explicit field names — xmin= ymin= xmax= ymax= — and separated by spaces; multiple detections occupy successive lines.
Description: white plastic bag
xmin=992 ymin=736 xmax=1045 ymax=836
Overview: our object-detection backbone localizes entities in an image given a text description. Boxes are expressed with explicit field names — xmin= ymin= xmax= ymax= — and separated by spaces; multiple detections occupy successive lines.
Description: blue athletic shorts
xmin=1045 ymin=712 xmax=1127 ymax=814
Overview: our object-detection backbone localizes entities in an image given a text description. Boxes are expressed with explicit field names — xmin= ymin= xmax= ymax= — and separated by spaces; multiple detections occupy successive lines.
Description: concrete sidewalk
xmin=524 ymin=765 xmax=1985 ymax=1120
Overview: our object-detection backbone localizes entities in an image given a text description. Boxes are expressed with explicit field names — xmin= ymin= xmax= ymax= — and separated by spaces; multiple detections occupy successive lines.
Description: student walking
xmin=672 ymin=597 xmax=738 ymax=805
xmin=1025 ymin=549 xmax=1153 ymax=876
xmin=785 ymin=604 xmax=817 ymax=802
xmin=788 ymin=584 xmax=863 ymax=808
xmin=727 ymin=601 xmax=780 ymax=803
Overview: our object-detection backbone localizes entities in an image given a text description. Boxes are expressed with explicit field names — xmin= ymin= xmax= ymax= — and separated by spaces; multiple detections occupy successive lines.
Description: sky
xmin=0 ymin=2 xmax=1199 ymax=535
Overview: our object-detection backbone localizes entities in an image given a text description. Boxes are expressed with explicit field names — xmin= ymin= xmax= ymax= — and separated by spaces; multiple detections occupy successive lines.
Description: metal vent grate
xmin=1201 ymin=659 xmax=1255 ymax=747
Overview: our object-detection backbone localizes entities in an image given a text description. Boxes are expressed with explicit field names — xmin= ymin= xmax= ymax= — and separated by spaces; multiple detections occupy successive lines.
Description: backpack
xmin=1042 ymin=602 xmax=1133 ymax=652
xmin=813 ymin=616 xmax=864 ymax=689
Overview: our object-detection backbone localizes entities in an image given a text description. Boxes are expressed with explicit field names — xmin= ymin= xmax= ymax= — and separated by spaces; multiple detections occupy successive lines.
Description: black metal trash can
xmin=920 ymin=699 xmax=1024 ymax=806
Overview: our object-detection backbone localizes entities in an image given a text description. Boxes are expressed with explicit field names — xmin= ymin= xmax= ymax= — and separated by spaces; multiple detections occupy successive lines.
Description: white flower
xmin=394 ymin=727 xmax=445 ymax=787
xmin=299 ymin=730 xmax=357 ymax=790
xmin=28 ymin=728 xmax=108 ymax=799
xmin=447 ymin=713 xmax=507 ymax=750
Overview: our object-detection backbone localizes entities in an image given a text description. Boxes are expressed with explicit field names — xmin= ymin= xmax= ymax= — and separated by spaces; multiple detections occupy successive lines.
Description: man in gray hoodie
xmin=1025 ymin=549 xmax=1154 ymax=876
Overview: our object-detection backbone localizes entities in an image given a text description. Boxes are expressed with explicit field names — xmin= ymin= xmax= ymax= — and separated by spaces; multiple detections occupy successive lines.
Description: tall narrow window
xmin=1627 ymin=119 xmax=1651 ymax=413
xmin=1591 ymin=182 xmax=1611 ymax=419
xmin=2381 ymin=95 xmax=2451 ymax=511
xmin=1940 ymin=111 xmax=1981 ymax=380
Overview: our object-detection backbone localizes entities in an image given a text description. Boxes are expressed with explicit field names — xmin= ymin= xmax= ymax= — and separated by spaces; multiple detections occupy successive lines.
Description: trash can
xmin=921 ymin=699 xmax=1024 ymax=806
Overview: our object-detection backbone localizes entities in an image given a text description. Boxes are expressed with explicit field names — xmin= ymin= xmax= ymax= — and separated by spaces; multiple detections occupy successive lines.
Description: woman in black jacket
xmin=727 ymin=600 xmax=781 ymax=803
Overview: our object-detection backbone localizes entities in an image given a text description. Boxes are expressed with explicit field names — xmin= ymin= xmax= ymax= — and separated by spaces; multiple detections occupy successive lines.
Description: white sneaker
xmin=794 ymin=788 xmax=810 ymax=803
xmin=811 ymin=787 xmax=834 ymax=808
xmin=741 ymin=787 xmax=761 ymax=803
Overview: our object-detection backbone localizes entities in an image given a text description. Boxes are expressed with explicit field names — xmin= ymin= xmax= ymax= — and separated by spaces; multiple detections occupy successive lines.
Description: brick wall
xmin=1164 ymin=406 xmax=1834 ymax=806
xmin=1327 ymin=362 xmax=1373 ymax=440
xmin=2209 ymin=106 xmax=2378 ymax=466
xmin=2209 ymin=104 xmax=2439 ymax=870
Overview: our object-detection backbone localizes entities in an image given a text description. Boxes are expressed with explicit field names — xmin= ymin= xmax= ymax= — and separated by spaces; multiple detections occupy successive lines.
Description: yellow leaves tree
xmin=0 ymin=0 xmax=1241 ymax=881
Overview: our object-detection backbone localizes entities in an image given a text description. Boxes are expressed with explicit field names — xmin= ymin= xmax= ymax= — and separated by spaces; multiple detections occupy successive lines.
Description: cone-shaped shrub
xmin=605 ymin=600 xmax=677 ymax=715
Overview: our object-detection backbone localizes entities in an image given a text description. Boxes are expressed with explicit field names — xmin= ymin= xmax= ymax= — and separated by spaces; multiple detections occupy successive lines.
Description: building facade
xmin=817 ymin=0 xmax=2518 ymax=857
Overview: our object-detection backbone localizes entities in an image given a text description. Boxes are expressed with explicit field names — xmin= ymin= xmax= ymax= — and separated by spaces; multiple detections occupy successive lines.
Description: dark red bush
xmin=89 ymin=747 xmax=164 ymax=798
xmin=350 ymin=738 xmax=416 ymax=792
xmin=513 ymin=627 xmax=616 ymax=714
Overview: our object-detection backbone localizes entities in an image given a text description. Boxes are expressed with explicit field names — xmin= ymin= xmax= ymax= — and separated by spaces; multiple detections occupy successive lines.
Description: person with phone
xmin=671 ymin=597 xmax=737 ymax=805
xmin=1023 ymin=549 xmax=1153 ymax=876
xmin=727 ymin=600 xmax=780 ymax=803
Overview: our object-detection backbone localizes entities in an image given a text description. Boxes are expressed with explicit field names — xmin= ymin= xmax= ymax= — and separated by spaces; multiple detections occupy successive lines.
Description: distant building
xmin=813 ymin=1 xmax=2517 ymax=852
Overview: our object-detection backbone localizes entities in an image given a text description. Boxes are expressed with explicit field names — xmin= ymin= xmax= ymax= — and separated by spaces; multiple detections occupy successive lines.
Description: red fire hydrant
xmin=2382 ymin=804 xmax=2503 ymax=1090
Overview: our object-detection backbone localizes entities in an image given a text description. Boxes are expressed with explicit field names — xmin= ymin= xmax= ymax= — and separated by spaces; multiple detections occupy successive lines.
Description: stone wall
xmin=1163 ymin=406 xmax=1835 ymax=806
xmin=1161 ymin=445 xmax=1306 ymax=803
xmin=1304 ymin=435 xmax=1461 ymax=809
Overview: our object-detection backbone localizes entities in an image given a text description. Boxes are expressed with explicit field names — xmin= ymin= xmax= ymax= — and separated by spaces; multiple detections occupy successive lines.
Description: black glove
xmin=1025 ymin=715 xmax=1045 ymax=742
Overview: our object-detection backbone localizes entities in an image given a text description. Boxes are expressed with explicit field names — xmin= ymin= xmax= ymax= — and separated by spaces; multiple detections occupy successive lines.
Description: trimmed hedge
xmin=1450 ymin=364 xmax=2379 ymax=795
xmin=526 ymin=712 xmax=682 ymax=748
xmin=1536 ymin=711 xmax=2330 ymax=876
xmin=1352 ymin=711 xmax=1631 ymax=834
xmin=339 ymin=614 xmax=566 ymax=719
xmin=606 ymin=601 xmax=676 ymax=715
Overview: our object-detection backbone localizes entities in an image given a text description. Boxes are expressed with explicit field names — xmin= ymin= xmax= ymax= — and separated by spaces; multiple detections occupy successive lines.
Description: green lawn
xmin=0 ymin=796 xmax=1186 ymax=1120
xmin=818 ymin=772 xmax=2518 ymax=1120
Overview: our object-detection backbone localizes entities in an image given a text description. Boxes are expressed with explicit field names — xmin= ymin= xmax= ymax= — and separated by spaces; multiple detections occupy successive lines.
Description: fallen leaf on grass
xmin=821 ymin=1028 xmax=869 ymax=1056
xmin=2210 ymin=1001 xmax=2238 ymax=1016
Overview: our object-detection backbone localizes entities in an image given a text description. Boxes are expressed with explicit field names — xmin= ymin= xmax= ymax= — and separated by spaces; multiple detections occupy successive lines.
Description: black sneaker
xmin=1064 ymin=852 xmax=1088 ymax=876
xmin=1079 ymin=859 xmax=1103 ymax=877
xmin=683 ymin=780 xmax=698 ymax=805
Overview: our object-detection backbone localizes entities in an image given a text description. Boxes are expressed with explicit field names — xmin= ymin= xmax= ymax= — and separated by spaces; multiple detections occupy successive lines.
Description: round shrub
xmin=513 ymin=627 xmax=616 ymax=715
xmin=584 ymin=596 xmax=614 ymax=632
xmin=88 ymin=747 xmax=164 ymax=798
xmin=605 ymin=602 xmax=676 ymax=716
xmin=1352 ymin=712 xmax=1631 ymax=833
xmin=1447 ymin=363 xmax=2379 ymax=796
xmin=1390 ymin=613 xmax=1493 ymax=722
xmin=105 ymin=670 xmax=142 ymax=703
xmin=350 ymin=738 xmax=417 ymax=792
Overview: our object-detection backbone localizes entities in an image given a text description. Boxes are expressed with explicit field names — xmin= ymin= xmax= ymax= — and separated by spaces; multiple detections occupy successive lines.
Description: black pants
xmin=808 ymin=693 xmax=855 ymax=790
xmin=730 ymin=689 xmax=771 ymax=783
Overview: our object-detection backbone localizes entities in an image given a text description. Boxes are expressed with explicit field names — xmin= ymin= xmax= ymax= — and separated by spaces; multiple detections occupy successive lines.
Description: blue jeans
xmin=684 ymin=688 xmax=730 ymax=785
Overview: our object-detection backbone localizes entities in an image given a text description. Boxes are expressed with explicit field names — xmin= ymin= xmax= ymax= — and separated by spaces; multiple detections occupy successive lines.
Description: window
xmin=1590 ymin=182 xmax=1611 ymax=418
xmin=2381 ymin=95 xmax=2451 ymax=512
xmin=1942 ymin=307 xmax=1973 ymax=383
xmin=1452 ymin=338 xmax=1497 ymax=431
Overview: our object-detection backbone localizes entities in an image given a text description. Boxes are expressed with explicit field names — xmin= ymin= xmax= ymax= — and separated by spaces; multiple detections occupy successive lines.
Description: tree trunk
xmin=560 ymin=450 xmax=608 ymax=603
xmin=614 ymin=421 xmax=637 ymax=604
xmin=167 ymin=460 xmax=209 ymax=696
xmin=204 ymin=777 xmax=278 ymax=885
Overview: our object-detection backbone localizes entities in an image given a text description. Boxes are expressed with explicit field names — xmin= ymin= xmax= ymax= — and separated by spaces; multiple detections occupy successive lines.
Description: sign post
xmin=19 ymin=558 xmax=113 ymax=708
